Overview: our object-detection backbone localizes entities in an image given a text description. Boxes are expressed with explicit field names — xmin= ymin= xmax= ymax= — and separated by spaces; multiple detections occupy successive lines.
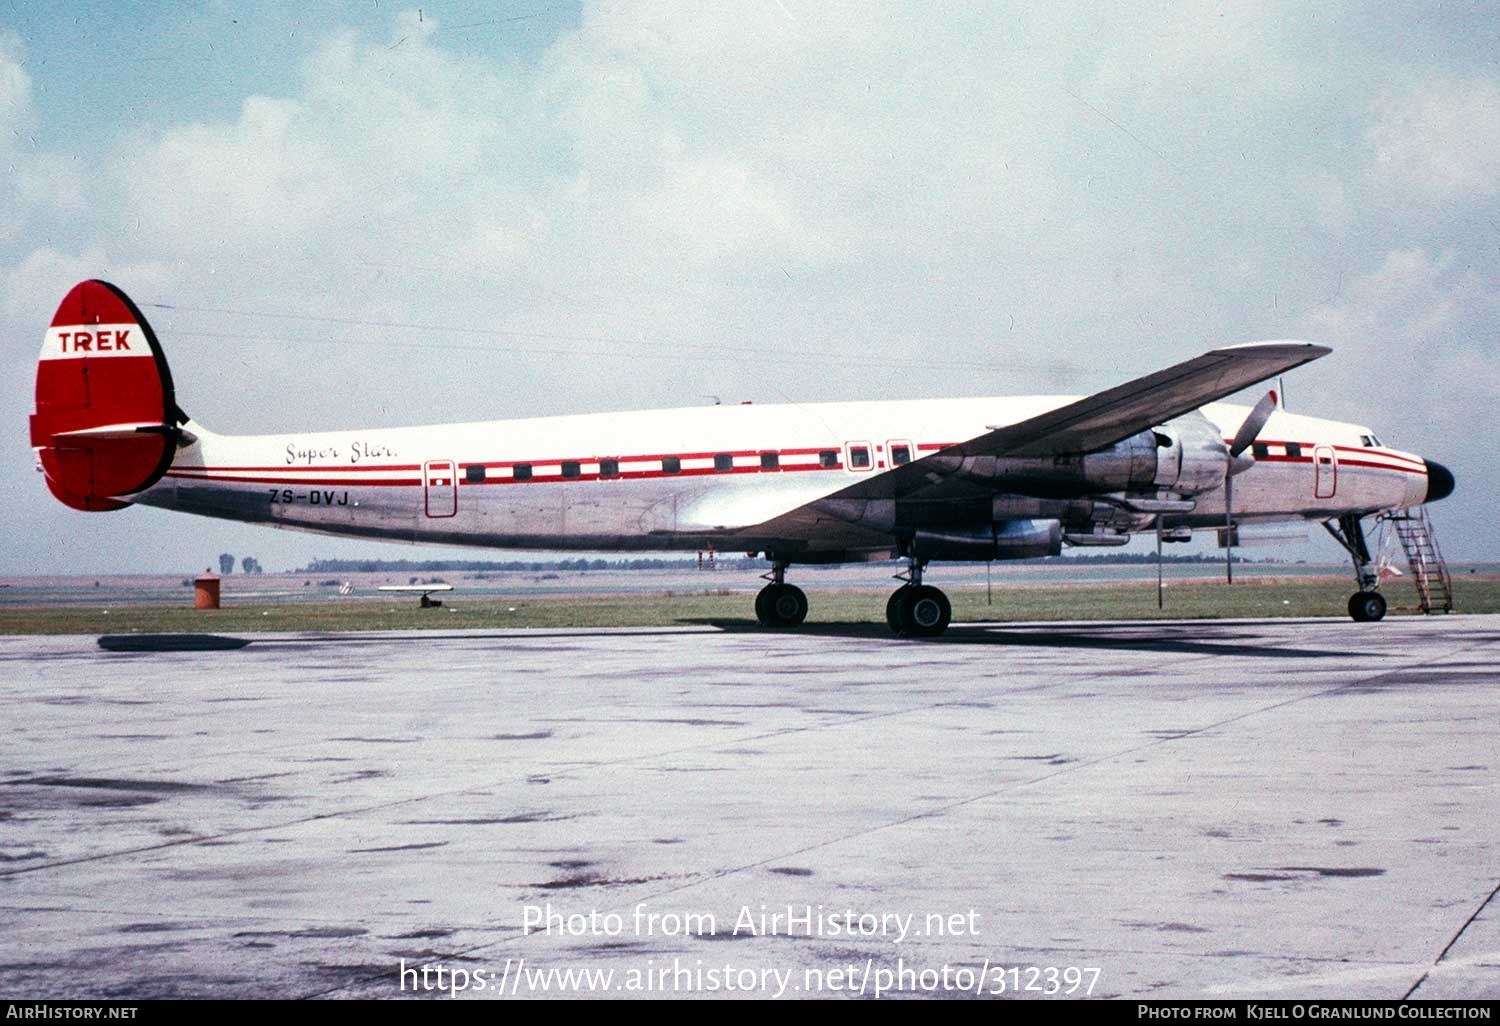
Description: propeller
xmin=1230 ymin=390 xmax=1279 ymax=460
xmin=1223 ymin=390 xmax=1278 ymax=583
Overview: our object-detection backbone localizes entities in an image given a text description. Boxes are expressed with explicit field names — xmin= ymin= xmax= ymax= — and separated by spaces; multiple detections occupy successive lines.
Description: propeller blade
xmin=1229 ymin=390 xmax=1279 ymax=458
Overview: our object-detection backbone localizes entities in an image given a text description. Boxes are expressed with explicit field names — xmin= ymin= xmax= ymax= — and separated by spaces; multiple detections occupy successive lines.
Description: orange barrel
xmin=194 ymin=573 xmax=221 ymax=610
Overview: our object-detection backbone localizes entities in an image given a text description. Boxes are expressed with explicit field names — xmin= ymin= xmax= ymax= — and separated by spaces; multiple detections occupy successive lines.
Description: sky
xmin=2 ymin=0 xmax=1497 ymax=574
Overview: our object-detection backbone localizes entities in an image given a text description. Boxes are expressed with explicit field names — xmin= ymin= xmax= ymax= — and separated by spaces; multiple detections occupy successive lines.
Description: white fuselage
xmin=135 ymin=396 xmax=1430 ymax=557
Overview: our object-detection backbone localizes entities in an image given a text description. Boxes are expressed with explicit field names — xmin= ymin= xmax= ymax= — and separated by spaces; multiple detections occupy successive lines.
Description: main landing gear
xmin=886 ymin=559 xmax=952 ymax=638
xmin=755 ymin=562 xmax=808 ymax=628
xmin=753 ymin=559 xmax=954 ymax=637
xmin=1323 ymin=513 xmax=1387 ymax=622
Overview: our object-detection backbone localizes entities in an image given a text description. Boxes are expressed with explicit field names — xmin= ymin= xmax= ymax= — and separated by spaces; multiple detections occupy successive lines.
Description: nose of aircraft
xmin=1424 ymin=460 xmax=1455 ymax=503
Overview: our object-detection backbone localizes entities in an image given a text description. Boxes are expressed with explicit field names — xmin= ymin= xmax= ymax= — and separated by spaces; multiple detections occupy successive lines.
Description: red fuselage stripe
xmin=169 ymin=439 xmax=1428 ymax=487
xmin=166 ymin=473 xmax=422 ymax=486
xmin=177 ymin=463 xmax=423 ymax=473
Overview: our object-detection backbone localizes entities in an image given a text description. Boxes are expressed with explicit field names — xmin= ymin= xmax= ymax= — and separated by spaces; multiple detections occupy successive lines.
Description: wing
xmin=940 ymin=340 xmax=1327 ymax=462
xmin=735 ymin=340 xmax=1329 ymax=545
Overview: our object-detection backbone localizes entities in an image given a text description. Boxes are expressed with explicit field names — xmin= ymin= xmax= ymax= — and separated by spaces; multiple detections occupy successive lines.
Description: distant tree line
xmin=215 ymin=552 xmax=265 ymax=574
xmin=298 ymin=557 xmax=749 ymax=573
xmin=299 ymin=551 xmax=1277 ymax=574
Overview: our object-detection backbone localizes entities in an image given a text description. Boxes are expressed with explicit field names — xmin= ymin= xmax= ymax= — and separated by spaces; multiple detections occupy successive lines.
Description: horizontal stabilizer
xmin=48 ymin=422 xmax=178 ymax=441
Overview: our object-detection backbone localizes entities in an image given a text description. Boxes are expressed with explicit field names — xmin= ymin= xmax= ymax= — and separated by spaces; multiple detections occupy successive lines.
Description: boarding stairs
xmin=1381 ymin=506 xmax=1453 ymax=614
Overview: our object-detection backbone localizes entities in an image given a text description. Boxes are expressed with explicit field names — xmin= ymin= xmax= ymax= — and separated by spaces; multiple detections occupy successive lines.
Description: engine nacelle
xmin=926 ymin=410 xmax=1231 ymax=500
xmin=909 ymin=519 xmax=1062 ymax=562
xmin=929 ymin=432 xmax=1157 ymax=497
xmin=1152 ymin=411 xmax=1232 ymax=497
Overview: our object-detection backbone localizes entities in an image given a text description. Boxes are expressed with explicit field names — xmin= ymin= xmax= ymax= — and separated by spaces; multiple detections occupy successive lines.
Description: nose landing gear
xmin=1324 ymin=513 xmax=1386 ymax=622
xmin=1347 ymin=590 xmax=1387 ymax=623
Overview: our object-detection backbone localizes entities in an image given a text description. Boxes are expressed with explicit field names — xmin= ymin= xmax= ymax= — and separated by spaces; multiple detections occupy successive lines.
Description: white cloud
xmin=0 ymin=33 xmax=33 ymax=244
xmin=0 ymin=30 xmax=29 ymax=139
xmin=1 ymin=33 xmax=102 ymax=246
xmin=124 ymin=95 xmax=334 ymax=247
xmin=1365 ymin=74 xmax=1500 ymax=201
xmin=1308 ymin=249 xmax=1466 ymax=343
xmin=101 ymin=2 xmax=1341 ymax=327
xmin=2 ymin=246 xmax=178 ymax=329
xmin=5 ymin=3 xmax=1500 ymax=568
xmin=1299 ymin=247 xmax=1499 ymax=546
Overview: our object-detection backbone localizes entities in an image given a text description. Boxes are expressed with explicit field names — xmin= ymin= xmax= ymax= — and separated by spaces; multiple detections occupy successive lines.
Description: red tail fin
xmin=29 ymin=280 xmax=179 ymax=511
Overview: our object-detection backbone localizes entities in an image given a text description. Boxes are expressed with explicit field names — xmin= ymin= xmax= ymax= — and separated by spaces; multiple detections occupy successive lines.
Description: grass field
xmin=2 ymin=576 xmax=1496 ymax=635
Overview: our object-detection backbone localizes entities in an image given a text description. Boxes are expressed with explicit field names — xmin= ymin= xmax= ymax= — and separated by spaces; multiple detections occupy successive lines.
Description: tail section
xmin=29 ymin=280 xmax=181 ymax=511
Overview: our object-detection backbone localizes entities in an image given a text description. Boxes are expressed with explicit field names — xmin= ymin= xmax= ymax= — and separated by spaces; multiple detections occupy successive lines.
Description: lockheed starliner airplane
xmin=31 ymin=280 xmax=1455 ymax=636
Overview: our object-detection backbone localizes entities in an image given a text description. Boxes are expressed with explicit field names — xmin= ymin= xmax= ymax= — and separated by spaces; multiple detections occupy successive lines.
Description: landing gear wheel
xmin=756 ymin=583 xmax=808 ymax=627
xmin=1348 ymin=590 xmax=1387 ymax=623
xmin=890 ymin=585 xmax=952 ymax=638
xmin=886 ymin=588 xmax=907 ymax=632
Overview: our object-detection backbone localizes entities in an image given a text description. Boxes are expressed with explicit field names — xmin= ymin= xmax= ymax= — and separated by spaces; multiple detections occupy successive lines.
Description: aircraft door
xmin=424 ymin=460 xmax=458 ymax=518
xmin=1314 ymin=445 xmax=1337 ymax=499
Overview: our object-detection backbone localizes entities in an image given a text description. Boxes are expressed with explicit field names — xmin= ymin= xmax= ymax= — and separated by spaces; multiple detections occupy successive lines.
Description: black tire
xmin=773 ymin=584 xmax=808 ymax=626
xmin=1348 ymin=591 xmax=1387 ymax=622
xmin=757 ymin=583 xmax=808 ymax=627
xmin=895 ymin=585 xmax=951 ymax=638
xmin=886 ymin=588 xmax=907 ymax=633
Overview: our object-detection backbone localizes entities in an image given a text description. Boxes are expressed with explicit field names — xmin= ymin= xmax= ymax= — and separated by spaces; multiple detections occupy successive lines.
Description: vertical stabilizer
xmin=29 ymin=280 xmax=179 ymax=511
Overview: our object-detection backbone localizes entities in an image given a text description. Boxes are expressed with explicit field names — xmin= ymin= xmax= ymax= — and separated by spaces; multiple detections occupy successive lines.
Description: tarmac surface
xmin=2 ymin=616 xmax=1498 ymax=1000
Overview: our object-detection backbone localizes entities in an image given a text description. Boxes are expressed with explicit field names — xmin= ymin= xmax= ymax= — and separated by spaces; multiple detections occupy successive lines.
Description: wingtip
xmin=1215 ymin=339 xmax=1333 ymax=358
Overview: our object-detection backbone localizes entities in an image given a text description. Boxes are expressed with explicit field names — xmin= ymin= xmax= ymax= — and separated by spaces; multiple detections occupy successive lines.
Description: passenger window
xmin=562 ymin=460 xmax=581 ymax=479
xmin=714 ymin=454 xmax=733 ymax=472
xmin=1284 ymin=443 xmax=1302 ymax=458
xmin=760 ymin=452 xmax=779 ymax=470
xmin=890 ymin=444 xmax=912 ymax=466
xmin=662 ymin=457 xmax=681 ymax=474
xmin=464 ymin=465 xmax=486 ymax=483
xmin=599 ymin=458 xmax=619 ymax=478
xmin=849 ymin=446 xmax=871 ymax=469
xmin=819 ymin=450 xmax=839 ymax=468
xmin=1252 ymin=442 xmax=1269 ymax=459
xmin=512 ymin=463 xmax=532 ymax=481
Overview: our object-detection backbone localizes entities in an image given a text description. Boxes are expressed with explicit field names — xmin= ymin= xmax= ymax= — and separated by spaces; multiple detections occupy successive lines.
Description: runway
xmin=2 ymin=616 xmax=1498 ymax=1000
